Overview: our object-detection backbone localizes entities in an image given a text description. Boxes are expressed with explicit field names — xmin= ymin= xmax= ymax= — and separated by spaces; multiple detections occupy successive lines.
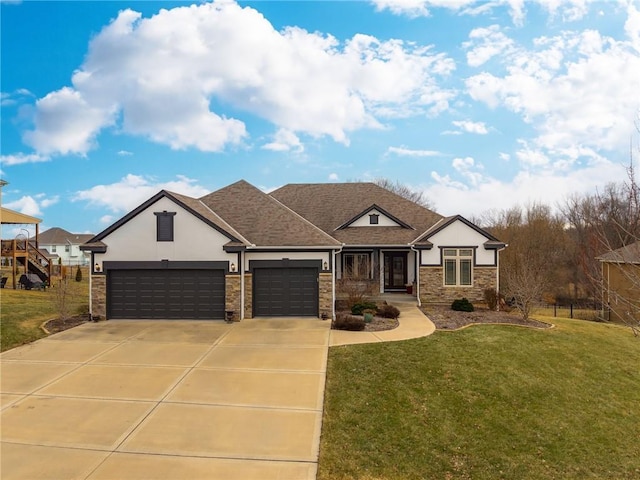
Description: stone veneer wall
xmin=243 ymin=273 xmax=253 ymax=319
xmin=91 ymin=275 xmax=106 ymax=319
xmin=319 ymin=272 xmax=333 ymax=318
xmin=225 ymin=274 xmax=241 ymax=321
xmin=419 ymin=266 xmax=497 ymax=305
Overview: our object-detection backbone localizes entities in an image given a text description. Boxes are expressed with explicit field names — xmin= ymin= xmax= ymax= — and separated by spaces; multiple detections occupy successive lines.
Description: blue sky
xmin=1 ymin=0 xmax=639 ymax=236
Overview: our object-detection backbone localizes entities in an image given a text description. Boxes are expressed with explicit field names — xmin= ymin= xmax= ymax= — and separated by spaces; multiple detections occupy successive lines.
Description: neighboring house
xmin=38 ymin=228 xmax=94 ymax=266
xmin=598 ymin=241 xmax=640 ymax=324
xmin=82 ymin=180 xmax=505 ymax=320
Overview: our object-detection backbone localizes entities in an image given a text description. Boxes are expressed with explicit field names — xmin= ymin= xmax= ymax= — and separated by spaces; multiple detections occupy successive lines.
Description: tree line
xmin=477 ymin=162 xmax=639 ymax=329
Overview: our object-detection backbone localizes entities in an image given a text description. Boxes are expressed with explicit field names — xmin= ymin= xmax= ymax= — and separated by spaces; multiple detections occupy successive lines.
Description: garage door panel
xmin=253 ymin=267 xmax=318 ymax=317
xmin=108 ymin=269 xmax=225 ymax=320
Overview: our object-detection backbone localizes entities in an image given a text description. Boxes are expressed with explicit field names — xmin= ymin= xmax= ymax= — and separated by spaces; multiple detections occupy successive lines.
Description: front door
xmin=384 ymin=252 xmax=407 ymax=291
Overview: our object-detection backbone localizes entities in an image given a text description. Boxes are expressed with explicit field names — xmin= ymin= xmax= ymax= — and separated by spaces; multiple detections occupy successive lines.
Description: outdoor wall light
xmin=230 ymin=262 xmax=236 ymax=272
xmin=94 ymin=263 xmax=101 ymax=272
xmin=323 ymin=261 xmax=328 ymax=270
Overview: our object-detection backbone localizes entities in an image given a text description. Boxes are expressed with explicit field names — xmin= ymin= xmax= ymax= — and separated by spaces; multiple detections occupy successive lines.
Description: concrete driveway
xmin=1 ymin=318 xmax=330 ymax=480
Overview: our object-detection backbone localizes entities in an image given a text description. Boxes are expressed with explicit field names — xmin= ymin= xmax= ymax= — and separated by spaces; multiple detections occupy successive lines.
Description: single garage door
xmin=253 ymin=267 xmax=318 ymax=317
xmin=107 ymin=269 xmax=225 ymax=319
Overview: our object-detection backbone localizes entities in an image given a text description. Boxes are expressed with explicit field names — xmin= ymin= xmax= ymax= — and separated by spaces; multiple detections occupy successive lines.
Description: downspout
xmin=495 ymin=245 xmax=507 ymax=311
xmin=332 ymin=245 xmax=344 ymax=320
xmin=240 ymin=250 xmax=245 ymax=320
xmin=410 ymin=245 xmax=421 ymax=306
xmin=88 ymin=253 xmax=93 ymax=319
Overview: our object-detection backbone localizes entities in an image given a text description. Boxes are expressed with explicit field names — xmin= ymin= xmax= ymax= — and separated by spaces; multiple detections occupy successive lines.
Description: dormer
xmin=336 ymin=204 xmax=414 ymax=230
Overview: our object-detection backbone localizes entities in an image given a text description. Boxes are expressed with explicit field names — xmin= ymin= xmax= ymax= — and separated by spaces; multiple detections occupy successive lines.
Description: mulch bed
xmin=364 ymin=315 xmax=399 ymax=332
xmin=421 ymin=305 xmax=551 ymax=330
xmin=43 ymin=315 xmax=89 ymax=334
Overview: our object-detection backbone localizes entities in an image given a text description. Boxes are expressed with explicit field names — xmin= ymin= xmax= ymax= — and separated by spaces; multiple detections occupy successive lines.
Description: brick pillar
xmin=243 ymin=273 xmax=253 ymax=319
xmin=225 ymin=274 xmax=241 ymax=321
xmin=319 ymin=272 xmax=333 ymax=318
xmin=91 ymin=275 xmax=106 ymax=320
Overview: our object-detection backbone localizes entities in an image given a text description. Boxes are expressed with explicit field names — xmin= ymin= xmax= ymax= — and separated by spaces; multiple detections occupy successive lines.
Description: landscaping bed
xmin=421 ymin=304 xmax=551 ymax=330
xmin=43 ymin=315 xmax=89 ymax=334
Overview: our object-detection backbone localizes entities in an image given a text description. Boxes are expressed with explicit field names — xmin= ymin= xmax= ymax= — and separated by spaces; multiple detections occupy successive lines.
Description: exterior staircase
xmin=1 ymin=239 xmax=52 ymax=286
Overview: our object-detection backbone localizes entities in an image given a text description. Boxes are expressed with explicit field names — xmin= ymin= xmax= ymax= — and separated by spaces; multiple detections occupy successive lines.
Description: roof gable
xmin=38 ymin=227 xmax=93 ymax=245
xmin=271 ymin=183 xmax=442 ymax=245
xmin=200 ymin=180 xmax=341 ymax=247
xmin=86 ymin=190 xmax=243 ymax=245
xmin=412 ymin=215 xmax=505 ymax=249
xmin=336 ymin=204 xmax=414 ymax=230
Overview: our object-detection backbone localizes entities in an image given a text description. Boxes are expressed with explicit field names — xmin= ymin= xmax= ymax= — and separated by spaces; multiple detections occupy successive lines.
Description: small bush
xmin=451 ymin=298 xmax=474 ymax=312
xmin=333 ymin=312 xmax=366 ymax=331
xmin=75 ymin=265 xmax=83 ymax=282
xmin=483 ymin=288 xmax=498 ymax=310
xmin=351 ymin=301 xmax=378 ymax=316
xmin=377 ymin=304 xmax=401 ymax=319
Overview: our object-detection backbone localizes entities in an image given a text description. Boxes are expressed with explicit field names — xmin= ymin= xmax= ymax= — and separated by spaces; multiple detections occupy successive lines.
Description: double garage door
xmin=107 ymin=266 xmax=320 ymax=319
xmin=254 ymin=267 xmax=319 ymax=317
xmin=107 ymin=269 xmax=225 ymax=320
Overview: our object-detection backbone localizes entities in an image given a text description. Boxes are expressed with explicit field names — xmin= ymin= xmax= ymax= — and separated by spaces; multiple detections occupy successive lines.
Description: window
xmin=155 ymin=211 xmax=176 ymax=241
xmin=343 ymin=253 xmax=371 ymax=279
xmin=443 ymin=248 xmax=473 ymax=286
xmin=65 ymin=244 xmax=70 ymax=253
xmin=51 ymin=245 xmax=57 ymax=253
xmin=369 ymin=214 xmax=379 ymax=225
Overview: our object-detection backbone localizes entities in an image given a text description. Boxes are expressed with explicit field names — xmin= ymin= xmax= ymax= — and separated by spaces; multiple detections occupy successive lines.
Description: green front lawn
xmin=0 ymin=279 xmax=89 ymax=351
xmin=319 ymin=317 xmax=640 ymax=479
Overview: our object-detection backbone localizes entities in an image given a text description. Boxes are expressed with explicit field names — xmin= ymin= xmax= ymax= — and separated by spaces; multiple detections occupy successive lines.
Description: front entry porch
xmin=337 ymin=249 xmax=416 ymax=295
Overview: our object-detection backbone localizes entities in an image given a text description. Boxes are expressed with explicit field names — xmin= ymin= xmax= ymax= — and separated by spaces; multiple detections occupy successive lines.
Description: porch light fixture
xmin=230 ymin=262 xmax=236 ymax=272
xmin=323 ymin=261 xmax=328 ymax=270
xmin=94 ymin=263 xmax=101 ymax=272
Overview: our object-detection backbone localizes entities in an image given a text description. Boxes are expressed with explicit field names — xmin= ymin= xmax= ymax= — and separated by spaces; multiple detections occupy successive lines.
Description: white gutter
xmin=332 ymin=245 xmax=344 ymax=320
xmin=240 ymin=250 xmax=245 ymax=320
xmin=496 ymin=244 xmax=507 ymax=311
xmin=410 ymin=245 xmax=421 ymax=306
xmin=246 ymin=245 xmax=340 ymax=250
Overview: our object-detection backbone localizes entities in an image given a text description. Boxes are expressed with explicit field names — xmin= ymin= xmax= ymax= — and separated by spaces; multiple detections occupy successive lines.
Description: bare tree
xmin=487 ymin=204 xmax=567 ymax=320
xmin=372 ymin=178 xmax=434 ymax=209
xmin=561 ymin=152 xmax=640 ymax=333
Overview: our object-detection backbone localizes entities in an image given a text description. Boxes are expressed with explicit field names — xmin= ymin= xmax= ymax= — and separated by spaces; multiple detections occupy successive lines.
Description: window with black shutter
xmin=155 ymin=211 xmax=176 ymax=241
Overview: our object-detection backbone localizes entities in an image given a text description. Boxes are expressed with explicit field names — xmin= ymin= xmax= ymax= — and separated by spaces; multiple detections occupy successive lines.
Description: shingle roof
xmin=200 ymin=180 xmax=341 ymax=247
xmin=165 ymin=191 xmax=249 ymax=244
xmin=38 ymin=227 xmax=94 ymax=245
xmin=270 ymin=183 xmax=443 ymax=245
xmin=597 ymin=241 xmax=640 ymax=264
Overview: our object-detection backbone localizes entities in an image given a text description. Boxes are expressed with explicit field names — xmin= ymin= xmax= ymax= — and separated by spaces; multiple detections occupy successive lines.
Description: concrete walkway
xmin=330 ymin=295 xmax=436 ymax=346
xmin=1 ymin=319 xmax=330 ymax=480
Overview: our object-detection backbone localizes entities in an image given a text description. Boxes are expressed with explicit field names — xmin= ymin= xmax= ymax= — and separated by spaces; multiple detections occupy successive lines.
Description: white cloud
xmin=371 ymin=0 xmax=478 ymax=18
xmin=20 ymin=1 xmax=455 ymax=157
xmin=372 ymin=0 xmax=604 ymax=25
xmin=73 ymin=174 xmax=210 ymax=213
xmin=451 ymin=119 xmax=488 ymax=134
xmin=117 ymin=150 xmax=133 ymax=156
xmin=99 ymin=215 xmax=114 ymax=224
xmin=466 ymin=25 xmax=640 ymax=160
xmin=23 ymin=87 xmax=116 ymax=155
xmin=3 ymin=194 xmax=57 ymax=217
xmin=0 ymin=152 xmax=50 ymax=166
xmin=499 ymin=152 xmax=511 ymax=161
xmin=464 ymin=25 xmax=515 ymax=67
xmin=328 ymin=173 xmax=339 ymax=181
xmin=424 ymin=157 xmax=627 ymax=218
xmin=262 ymin=129 xmax=304 ymax=153
xmin=386 ymin=146 xmax=442 ymax=157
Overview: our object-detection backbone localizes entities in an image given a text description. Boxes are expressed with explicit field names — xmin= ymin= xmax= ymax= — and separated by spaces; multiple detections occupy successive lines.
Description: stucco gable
xmin=412 ymin=215 xmax=505 ymax=249
xmin=336 ymin=204 xmax=414 ymax=230
xmin=85 ymin=190 xmax=244 ymax=248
